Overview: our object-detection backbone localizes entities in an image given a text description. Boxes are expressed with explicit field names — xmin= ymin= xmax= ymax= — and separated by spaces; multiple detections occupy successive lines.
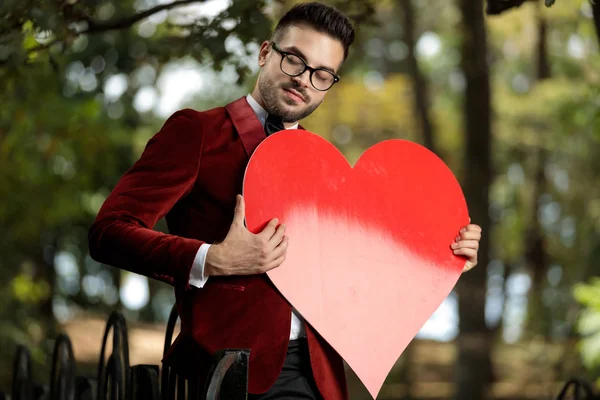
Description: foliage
xmin=574 ymin=278 xmax=600 ymax=383
xmin=0 ymin=0 xmax=274 ymax=81
xmin=0 ymin=0 xmax=378 ymax=83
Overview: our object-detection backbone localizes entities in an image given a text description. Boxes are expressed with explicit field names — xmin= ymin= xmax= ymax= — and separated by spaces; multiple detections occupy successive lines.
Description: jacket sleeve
xmin=88 ymin=109 xmax=205 ymax=289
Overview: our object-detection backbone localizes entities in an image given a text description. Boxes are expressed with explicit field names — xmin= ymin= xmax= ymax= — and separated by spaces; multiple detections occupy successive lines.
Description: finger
xmin=453 ymin=239 xmax=480 ymax=250
xmin=268 ymin=223 xmax=286 ymax=246
xmin=232 ymin=195 xmax=245 ymax=226
xmin=461 ymin=224 xmax=482 ymax=233
xmin=453 ymin=247 xmax=478 ymax=260
xmin=260 ymin=218 xmax=279 ymax=238
xmin=452 ymin=240 xmax=480 ymax=250
xmin=463 ymin=262 xmax=475 ymax=272
xmin=457 ymin=231 xmax=481 ymax=241
xmin=264 ymin=252 xmax=287 ymax=272
xmin=257 ymin=245 xmax=286 ymax=273
xmin=271 ymin=235 xmax=289 ymax=259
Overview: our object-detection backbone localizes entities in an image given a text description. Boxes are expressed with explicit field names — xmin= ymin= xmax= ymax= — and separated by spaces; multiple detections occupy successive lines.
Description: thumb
xmin=233 ymin=195 xmax=245 ymax=225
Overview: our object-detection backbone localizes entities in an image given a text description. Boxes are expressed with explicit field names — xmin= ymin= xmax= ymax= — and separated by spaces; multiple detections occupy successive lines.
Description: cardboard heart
xmin=243 ymin=130 xmax=469 ymax=399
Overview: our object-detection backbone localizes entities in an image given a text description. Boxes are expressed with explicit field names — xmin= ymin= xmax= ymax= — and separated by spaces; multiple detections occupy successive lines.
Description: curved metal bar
xmin=104 ymin=353 xmax=125 ymax=400
xmin=205 ymin=353 xmax=241 ymax=400
xmin=166 ymin=366 xmax=177 ymax=400
xmin=555 ymin=378 xmax=595 ymax=400
xmin=163 ymin=305 xmax=179 ymax=357
xmin=50 ymin=333 xmax=76 ymax=400
xmin=131 ymin=365 xmax=160 ymax=400
xmin=74 ymin=376 xmax=96 ymax=400
xmin=97 ymin=311 xmax=130 ymax=400
xmin=11 ymin=345 xmax=33 ymax=400
xmin=161 ymin=305 xmax=179 ymax=400
xmin=187 ymin=377 xmax=200 ymax=400
xmin=176 ymin=374 xmax=186 ymax=400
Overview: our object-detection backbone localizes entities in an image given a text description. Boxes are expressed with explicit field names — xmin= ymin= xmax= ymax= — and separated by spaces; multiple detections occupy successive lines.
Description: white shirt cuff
xmin=189 ymin=243 xmax=211 ymax=288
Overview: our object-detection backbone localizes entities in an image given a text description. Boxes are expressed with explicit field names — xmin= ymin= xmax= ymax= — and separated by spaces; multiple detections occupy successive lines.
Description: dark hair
xmin=272 ymin=2 xmax=355 ymax=61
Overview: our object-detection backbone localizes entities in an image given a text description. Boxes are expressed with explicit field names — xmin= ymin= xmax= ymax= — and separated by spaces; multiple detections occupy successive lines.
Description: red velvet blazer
xmin=88 ymin=97 xmax=348 ymax=398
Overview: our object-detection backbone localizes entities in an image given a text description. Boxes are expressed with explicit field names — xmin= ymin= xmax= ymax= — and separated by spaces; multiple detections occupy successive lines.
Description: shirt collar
xmin=246 ymin=94 xmax=299 ymax=130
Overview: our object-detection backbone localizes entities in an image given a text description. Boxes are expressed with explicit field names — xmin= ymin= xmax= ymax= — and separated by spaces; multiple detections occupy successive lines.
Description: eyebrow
xmin=282 ymin=45 xmax=337 ymax=74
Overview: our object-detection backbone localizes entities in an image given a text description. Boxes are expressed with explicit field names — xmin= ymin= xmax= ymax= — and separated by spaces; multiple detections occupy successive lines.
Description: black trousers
xmin=248 ymin=339 xmax=322 ymax=400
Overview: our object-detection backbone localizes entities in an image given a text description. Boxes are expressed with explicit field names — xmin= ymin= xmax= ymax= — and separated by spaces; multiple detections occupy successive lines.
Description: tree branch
xmin=83 ymin=0 xmax=208 ymax=34
xmin=592 ymin=0 xmax=600 ymax=46
xmin=486 ymin=0 xmax=528 ymax=15
xmin=11 ymin=0 xmax=211 ymax=63
xmin=399 ymin=0 xmax=437 ymax=156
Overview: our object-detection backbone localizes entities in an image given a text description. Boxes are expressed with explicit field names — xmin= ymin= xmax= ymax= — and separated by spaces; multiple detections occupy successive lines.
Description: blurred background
xmin=1 ymin=0 xmax=599 ymax=399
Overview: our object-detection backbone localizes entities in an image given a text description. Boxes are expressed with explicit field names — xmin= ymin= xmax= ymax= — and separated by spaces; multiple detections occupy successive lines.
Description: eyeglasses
xmin=271 ymin=43 xmax=340 ymax=91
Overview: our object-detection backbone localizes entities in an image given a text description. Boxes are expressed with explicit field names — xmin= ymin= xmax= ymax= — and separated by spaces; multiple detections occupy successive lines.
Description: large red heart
xmin=243 ymin=130 xmax=468 ymax=398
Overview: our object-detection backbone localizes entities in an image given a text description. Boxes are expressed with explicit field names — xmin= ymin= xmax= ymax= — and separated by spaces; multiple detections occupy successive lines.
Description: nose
xmin=291 ymin=69 xmax=311 ymax=89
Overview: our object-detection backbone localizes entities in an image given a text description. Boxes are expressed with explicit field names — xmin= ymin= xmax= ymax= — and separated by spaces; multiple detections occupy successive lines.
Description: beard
xmin=258 ymin=73 xmax=321 ymax=123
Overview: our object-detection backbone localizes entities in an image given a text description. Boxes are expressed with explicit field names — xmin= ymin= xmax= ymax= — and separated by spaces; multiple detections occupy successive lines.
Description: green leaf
xmin=574 ymin=278 xmax=600 ymax=371
xmin=574 ymin=279 xmax=600 ymax=310
xmin=578 ymin=309 xmax=600 ymax=336
xmin=580 ymin=331 xmax=600 ymax=369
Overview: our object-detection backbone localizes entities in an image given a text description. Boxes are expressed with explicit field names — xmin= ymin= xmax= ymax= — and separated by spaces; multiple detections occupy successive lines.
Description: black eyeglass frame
xmin=271 ymin=42 xmax=340 ymax=91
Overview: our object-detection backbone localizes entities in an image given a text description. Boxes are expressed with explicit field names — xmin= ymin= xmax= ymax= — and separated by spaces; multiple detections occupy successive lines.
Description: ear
xmin=258 ymin=41 xmax=271 ymax=68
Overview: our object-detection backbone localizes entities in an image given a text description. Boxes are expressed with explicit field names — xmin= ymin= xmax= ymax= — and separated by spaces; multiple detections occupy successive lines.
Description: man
xmin=89 ymin=2 xmax=482 ymax=399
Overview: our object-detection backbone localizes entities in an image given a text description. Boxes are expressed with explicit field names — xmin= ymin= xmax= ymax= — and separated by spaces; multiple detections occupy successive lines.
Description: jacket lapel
xmin=225 ymin=97 xmax=265 ymax=158
xmin=225 ymin=96 xmax=307 ymax=158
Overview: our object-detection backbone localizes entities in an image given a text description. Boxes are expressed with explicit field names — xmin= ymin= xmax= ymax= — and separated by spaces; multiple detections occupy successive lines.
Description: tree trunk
xmin=535 ymin=5 xmax=551 ymax=81
xmin=396 ymin=2 xmax=437 ymax=398
xmin=399 ymin=0 xmax=437 ymax=156
xmin=525 ymin=2 xmax=552 ymax=337
xmin=454 ymin=0 xmax=494 ymax=398
xmin=524 ymin=148 xmax=550 ymax=335
xmin=33 ymin=231 xmax=59 ymax=340
xmin=592 ymin=0 xmax=600 ymax=46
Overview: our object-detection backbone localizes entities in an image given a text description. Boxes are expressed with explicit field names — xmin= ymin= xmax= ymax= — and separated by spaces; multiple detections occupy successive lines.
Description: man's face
xmin=256 ymin=24 xmax=345 ymax=123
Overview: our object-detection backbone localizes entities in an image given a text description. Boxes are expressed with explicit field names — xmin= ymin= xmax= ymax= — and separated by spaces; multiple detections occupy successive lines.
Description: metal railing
xmin=3 ymin=305 xmax=249 ymax=400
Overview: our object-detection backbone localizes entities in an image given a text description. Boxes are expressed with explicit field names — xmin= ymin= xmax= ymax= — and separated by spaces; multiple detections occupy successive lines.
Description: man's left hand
xmin=451 ymin=222 xmax=482 ymax=273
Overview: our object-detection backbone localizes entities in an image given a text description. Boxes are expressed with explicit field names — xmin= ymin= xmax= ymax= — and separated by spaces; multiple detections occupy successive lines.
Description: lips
xmin=283 ymin=88 xmax=305 ymax=103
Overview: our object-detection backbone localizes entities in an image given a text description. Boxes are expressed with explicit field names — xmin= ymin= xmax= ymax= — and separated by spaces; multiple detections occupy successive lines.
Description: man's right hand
xmin=205 ymin=194 xmax=288 ymax=276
